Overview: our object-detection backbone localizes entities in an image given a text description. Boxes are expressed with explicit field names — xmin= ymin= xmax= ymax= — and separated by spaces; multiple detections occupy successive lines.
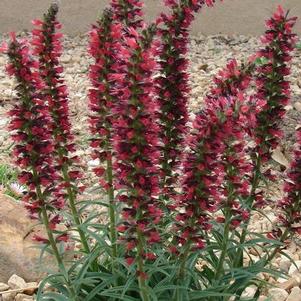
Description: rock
xmin=60 ymin=54 xmax=71 ymax=63
xmin=268 ymin=288 xmax=289 ymax=301
xmin=1 ymin=292 xmax=16 ymax=301
xmin=278 ymin=277 xmax=298 ymax=290
xmin=293 ymin=102 xmax=301 ymax=112
xmin=15 ymin=294 xmax=34 ymax=301
xmin=271 ymin=147 xmax=289 ymax=168
xmin=258 ymin=296 xmax=267 ymax=301
xmin=289 ymin=261 xmax=301 ymax=276
xmin=292 ymin=273 xmax=301 ymax=285
xmin=287 ymin=287 xmax=301 ymax=301
xmin=87 ymin=158 xmax=100 ymax=167
xmin=7 ymin=274 xmax=26 ymax=290
xmin=0 ymin=194 xmax=47 ymax=282
xmin=0 ymin=283 xmax=9 ymax=291
xmin=23 ymin=282 xmax=38 ymax=295
xmin=241 ymin=285 xmax=256 ymax=298
xmin=279 ymin=257 xmax=291 ymax=273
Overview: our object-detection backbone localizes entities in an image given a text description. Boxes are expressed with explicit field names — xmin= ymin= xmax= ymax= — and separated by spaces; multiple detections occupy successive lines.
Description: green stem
xmin=107 ymin=155 xmax=118 ymax=259
xmin=34 ymin=177 xmax=77 ymax=301
xmin=136 ymin=229 xmax=150 ymax=301
xmin=267 ymin=229 xmax=290 ymax=263
xmin=234 ymin=155 xmax=261 ymax=268
xmin=40 ymin=207 xmax=77 ymax=300
xmin=173 ymin=241 xmax=193 ymax=301
xmin=61 ymin=164 xmax=90 ymax=254
xmin=178 ymin=241 xmax=192 ymax=279
xmin=214 ymin=211 xmax=231 ymax=280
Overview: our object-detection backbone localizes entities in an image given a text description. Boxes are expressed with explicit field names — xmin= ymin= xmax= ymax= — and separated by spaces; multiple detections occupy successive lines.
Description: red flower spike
xmin=110 ymin=25 xmax=162 ymax=262
xmin=31 ymin=4 xmax=83 ymax=205
xmin=156 ymin=0 xmax=219 ymax=201
xmin=88 ymin=9 xmax=121 ymax=189
xmin=5 ymin=37 xmax=61 ymax=225
xmin=173 ymin=58 xmax=255 ymax=254
xmin=254 ymin=6 xmax=297 ymax=162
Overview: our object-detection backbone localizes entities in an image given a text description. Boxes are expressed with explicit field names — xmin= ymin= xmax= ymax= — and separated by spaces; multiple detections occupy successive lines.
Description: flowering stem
xmin=106 ymin=155 xmax=118 ymax=260
xmin=267 ymin=229 xmax=289 ymax=263
xmin=136 ymin=228 xmax=149 ymax=301
xmin=214 ymin=210 xmax=231 ymax=280
xmin=40 ymin=207 xmax=78 ymax=301
xmin=177 ymin=218 xmax=196 ymax=280
xmin=33 ymin=171 xmax=77 ymax=300
xmin=172 ymin=240 xmax=193 ymax=301
xmin=234 ymin=155 xmax=261 ymax=268
xmin=61 ymin=164 xmax=90 ymax=254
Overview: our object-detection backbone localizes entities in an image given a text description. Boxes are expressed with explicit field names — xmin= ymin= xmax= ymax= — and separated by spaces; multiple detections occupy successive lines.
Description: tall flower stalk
xmin=156 ymin=0 xmax=217 ymax=201
xmin=253 ymin=5 xmax=297 ymax=163
xmin=88 ymin=9 xmax=121 ymax=261
xmin=234 ymin=6 xmax=297 ymax=268
xmin=111 ymin=26 xmax=161 ymax=301
xmin=176 ymin=95 xmax=253 ymax=277
xmin=31 ymin=4 xmax=90 ymax=253
xmin=3 ymin=35 xmax=77 ymax=300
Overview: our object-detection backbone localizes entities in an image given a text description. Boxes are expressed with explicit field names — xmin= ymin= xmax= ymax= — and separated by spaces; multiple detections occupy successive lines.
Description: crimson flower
xmin=111 ymin=26 xmax=162 ymax=264
xmin=110 ymin=0 xmax=144 ymax=29
xmin=88 ymin=9 xmax=122 ymax=189
xmin=254 ymin=5 xmax=297 ymax=162
xmin=174 ymin=59 xmax=257 ymax=251
xmin=4 ymin=35 xmax=60 ymax=223
xmin=156 ymin=0 xmax=218 ymax=200
xmin=31 ymin=4 xmax=81 ymax=183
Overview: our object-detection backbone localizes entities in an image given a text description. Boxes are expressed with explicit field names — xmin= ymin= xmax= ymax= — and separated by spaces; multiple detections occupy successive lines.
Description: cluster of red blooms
xmin=110 ymin=0 xmax=144 ymax=29
xmin=156 ymin=0 xmax=217 ymax=199
xmin=3 ymin=36 xmax=60 ymax=220
xmin=111 ymin=27 xmax=162 ymax=264
xmin=207 ymin=59 xmax=253 ymax=100
xmin=88 ymin=9 xmax=119 ymax=188
xmin=174 ymin=59 xmax=256 ymax=251
xmin=254 ymin=5 xmax=297 ymax=162
xmin=31 ymin=4 xmax=82 ymax=192
xmin=278 ymin=128 xmax=301 ymax=234
xmin=206 ymin=60 xmax=254 ymax=215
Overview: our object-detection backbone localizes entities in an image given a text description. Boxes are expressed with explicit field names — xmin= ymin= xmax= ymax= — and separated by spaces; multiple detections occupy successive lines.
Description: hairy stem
xmin=107 ymin=155 xmax=118 ymax=260
xmin=61 ymin=163 xmax=90 ymax=254
xmin=136 ymin=228 xmax=150 ymax=301
xmin=34 ymin=176 xmax=77 ymax=300
xmin=234 ymin=155 xmax=262 ymax=268
xmin=214 ymin=210 xmax=231 ymax=280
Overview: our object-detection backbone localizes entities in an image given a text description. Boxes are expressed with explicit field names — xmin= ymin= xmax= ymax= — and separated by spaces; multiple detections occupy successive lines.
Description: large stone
xmin=268 ymin=288 xmax=289 ymax=301
xmin=15 ymin=294 xmax=34 ymax=301
xmin=278 ymin=277 xmax=298 ymax=291
xmin=287 ymin=287 xmax=301 ymax=301
xmin=0 ymin=282 xmax=9 ymax=291
xmin=289 ymin=261 xmax=301 ymax=276
xmin=2 ymin=292 xmax=17 ymax=301
xmin=7 ymin=274 xmax=26 ymax=290
xmin=23 ymin=282 xmax=38 ymax=295
xmin=0 ymin=194 xmax=48 ymax=282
